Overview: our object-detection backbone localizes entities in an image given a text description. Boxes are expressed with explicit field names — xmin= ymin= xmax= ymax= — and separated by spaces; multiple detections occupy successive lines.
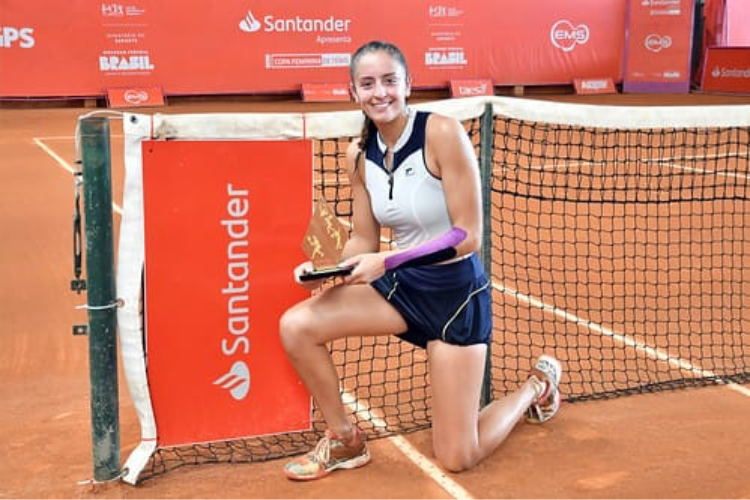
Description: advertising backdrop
xmin=1 ymin=0 xmax=628 ymax=97
xmin=622 ymin=0 xmax=695 ymax=93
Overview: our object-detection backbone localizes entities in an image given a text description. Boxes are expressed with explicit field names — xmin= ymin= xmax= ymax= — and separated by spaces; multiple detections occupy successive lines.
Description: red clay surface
xmin=1 ymin=92 xmax=749 ymax=499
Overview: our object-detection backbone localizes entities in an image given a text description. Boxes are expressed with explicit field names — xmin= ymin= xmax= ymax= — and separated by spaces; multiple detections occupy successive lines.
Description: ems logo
xmin=550 ymin=20 xmax=590 ymax=52
xmin=645 ymin=34 xmax=672 ymax=53
xmin=124 ymin=89 xmax=149 ymax=105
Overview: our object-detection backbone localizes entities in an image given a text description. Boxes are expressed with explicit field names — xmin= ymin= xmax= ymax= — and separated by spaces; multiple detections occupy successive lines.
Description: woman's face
xmin=350 ymin=50 xmax=411 ymax=125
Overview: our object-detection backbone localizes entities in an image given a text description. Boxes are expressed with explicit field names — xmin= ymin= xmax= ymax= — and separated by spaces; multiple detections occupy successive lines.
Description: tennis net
xmin=121 ymin=96 xmax=750 ymax=482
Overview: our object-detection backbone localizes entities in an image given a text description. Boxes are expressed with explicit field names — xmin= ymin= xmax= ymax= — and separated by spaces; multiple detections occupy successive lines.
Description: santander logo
xmin=214 ymin=361 xmax=251 ymax=401
xmin=239 ymin=10 xmax=262 ymax=32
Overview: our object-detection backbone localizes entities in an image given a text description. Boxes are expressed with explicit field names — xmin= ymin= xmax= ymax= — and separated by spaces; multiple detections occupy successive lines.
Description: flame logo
xmin=214 ymin=361 xmax=251 ymax=400
xmin=239 ymin=10 xmax=262 ymax=32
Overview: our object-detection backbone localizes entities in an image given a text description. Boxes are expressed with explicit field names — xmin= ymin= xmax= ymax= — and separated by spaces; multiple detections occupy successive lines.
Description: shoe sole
xmin=533 ymin=355 xmax=562 ymax=387
xmin=284 ymin=449 xmax=372 ymax=481
xmin=526 ymin=355 xmax=562 ymax=424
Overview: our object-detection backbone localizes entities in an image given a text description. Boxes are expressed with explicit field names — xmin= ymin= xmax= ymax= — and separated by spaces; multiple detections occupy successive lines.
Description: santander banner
xmin=701 ymin=47 xmax=750 ymax=94
xmin=141 ymin=140 xmax=312 ymax=446
xmin=622 ymin=0 xmax=695 ymax=93
xmin=1 ymin=0 xmax=626 ymax=97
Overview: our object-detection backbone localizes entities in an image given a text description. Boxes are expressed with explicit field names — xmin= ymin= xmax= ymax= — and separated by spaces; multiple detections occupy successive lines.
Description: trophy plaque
xmin=299 ymin=198 xmax=353 ymax=281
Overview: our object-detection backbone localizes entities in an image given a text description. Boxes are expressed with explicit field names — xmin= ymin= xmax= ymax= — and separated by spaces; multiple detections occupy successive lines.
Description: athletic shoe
xmin=526 ymin=354 xmax=563 ymax=424
xmin=284 ymin=427 xmax=371 ymax=481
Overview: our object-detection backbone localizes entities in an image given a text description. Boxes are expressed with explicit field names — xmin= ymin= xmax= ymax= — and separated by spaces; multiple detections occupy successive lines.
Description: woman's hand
xmin=293 ymin=261 xmax=327 ymax=290
xmin=340 ymin=251 xmax=393 ymax=285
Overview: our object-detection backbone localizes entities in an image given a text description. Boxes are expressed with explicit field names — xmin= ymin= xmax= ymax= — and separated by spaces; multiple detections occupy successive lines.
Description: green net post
xmin=479 ymin=103 xmax=494 ymax=408
xmin=79 ymin=116 xmax=121 ymax=481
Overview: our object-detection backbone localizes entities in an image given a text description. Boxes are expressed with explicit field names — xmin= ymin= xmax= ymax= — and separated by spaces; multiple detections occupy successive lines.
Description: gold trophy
xmin=299 ymin=198 xmax=353 ymax=281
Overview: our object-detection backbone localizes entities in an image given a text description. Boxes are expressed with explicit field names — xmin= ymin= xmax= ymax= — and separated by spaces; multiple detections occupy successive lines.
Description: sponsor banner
xmin=622 ymin=0 xmax=695 ymax=93
xmin=107 ymin=86 xmax=165 ymax=107
xmin=301 ymin=82 xmax=351 ymax=102
xmin=573 ymin=77 xmax=617 ymax=94
xmin=450 ymin=79 xmax=494 ymax=98
xmin=1 ymin=0 xmax=626 ymax=97
xmin=701 ymin=46 xmax=750 ymax=94
xmin=141 ymin=140 xmax=312 ymax=447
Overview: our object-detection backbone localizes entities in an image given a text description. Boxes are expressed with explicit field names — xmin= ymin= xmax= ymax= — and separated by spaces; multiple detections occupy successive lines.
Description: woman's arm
xmin=426 ymin=113 xmax=483 ymax=256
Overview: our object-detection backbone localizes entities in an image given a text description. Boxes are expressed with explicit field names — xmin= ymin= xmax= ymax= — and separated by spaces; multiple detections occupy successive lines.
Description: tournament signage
xmin=700 ymin=47 xmax=750 ymax=94
xmin=622 ymin=0 xmax=695 ymax=93
xmin=1 ymin=0 xmax=626 ymax=97
xmin=141 ymin=140 xmax=312 ymax=446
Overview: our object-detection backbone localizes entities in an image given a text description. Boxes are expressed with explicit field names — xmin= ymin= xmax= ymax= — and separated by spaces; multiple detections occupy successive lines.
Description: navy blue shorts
xmin=370 ymin=253 xmax=493 ymax=349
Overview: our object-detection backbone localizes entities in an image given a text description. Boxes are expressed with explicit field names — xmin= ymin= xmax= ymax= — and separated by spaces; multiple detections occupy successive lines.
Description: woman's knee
xmin=278 ymin=307 xmax=313 ymax=354
xmin=432 ymin=439 xmax=478 ymax=473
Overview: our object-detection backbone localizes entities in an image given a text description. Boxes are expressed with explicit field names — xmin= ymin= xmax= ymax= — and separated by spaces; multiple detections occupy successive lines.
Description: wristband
xmin=384 ymin=227 xmax=467 ymax=271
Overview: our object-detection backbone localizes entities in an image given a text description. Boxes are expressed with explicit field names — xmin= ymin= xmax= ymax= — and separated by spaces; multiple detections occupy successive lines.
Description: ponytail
xmin=354 ymin=115 xmax=377 ymax=173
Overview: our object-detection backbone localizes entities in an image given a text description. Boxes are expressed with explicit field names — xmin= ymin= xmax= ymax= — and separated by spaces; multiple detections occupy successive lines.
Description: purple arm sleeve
xmin=384 ymin=227 xmax=468 ymax=271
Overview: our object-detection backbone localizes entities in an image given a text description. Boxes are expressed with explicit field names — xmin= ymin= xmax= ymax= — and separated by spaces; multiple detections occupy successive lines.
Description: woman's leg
xmin=279 ymin=282 xmax=408 ymax=436
xmin=427 ymin=341 xmax=551 ymax=472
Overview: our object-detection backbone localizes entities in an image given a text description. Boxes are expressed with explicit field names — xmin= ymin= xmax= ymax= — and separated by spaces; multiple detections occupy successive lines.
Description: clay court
xmin=1 ymin=91 xmax=750 ymax=499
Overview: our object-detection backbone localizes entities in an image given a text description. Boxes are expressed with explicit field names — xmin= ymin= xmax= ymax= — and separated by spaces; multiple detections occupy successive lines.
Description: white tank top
xmin=363 ymin=109 xmax=453 ymax=249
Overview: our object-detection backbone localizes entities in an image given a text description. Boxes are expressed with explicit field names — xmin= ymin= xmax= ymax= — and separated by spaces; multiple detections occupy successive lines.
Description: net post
xmin=79 ymin=116 xmax=121 ymax=481
xmin=479 ymin=102 xmax=494 ymax=408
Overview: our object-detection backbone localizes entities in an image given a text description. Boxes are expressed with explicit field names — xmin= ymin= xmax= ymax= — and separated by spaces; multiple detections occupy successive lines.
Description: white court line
xmin=34 ymin=137 xmax=123 ymax=215
xmin=342 ymin=391 xmax=475 ymax=500
xmin=493 ymin=281 xmax=750 ymax=398
xmin=671 ymin=163 xmax=750 ymax=181
xmin=492 ymin=150 xmax=750 ymax=177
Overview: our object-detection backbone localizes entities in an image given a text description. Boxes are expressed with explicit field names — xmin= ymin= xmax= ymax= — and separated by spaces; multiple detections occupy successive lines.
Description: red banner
xmin=450 ymin=79 xmax=494 ymax=97
xmin=701 ymin=46 xmax=750 ymax=94
xmin=1 ymin=0 xmax=626 ymax=97
xmin=107 ymin=86 xmax=165 ymax=108
xmin=573 ymin=77 xmax=617 ymax=94
xmin=141 ymin=140 xmax=312 ymax=446
xmin=622 ymin=0 xmax=695 ymax=93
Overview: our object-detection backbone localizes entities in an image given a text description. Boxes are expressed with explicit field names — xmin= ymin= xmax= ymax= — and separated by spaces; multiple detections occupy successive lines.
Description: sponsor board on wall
xmin=107 ymin=86 xmax=165 ymax=107
xmin=573 ymin=77 xmax=617 ymax=94
xmin=99 ymin=2 xmax=154 ymax=78
xmin=701 ymin=46 xmax=750 ymax=94
xmin=450 ymin=79 xmax=494 ymax=97
xmin=622 ymin=0 xmax=695 ymax=93
xmin=1 ymin=0 xmax=625 ymax=97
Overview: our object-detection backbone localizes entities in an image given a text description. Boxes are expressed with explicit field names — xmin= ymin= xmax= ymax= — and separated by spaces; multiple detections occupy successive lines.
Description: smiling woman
xmin=279 ymin=40 xmax=562 ymax=481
